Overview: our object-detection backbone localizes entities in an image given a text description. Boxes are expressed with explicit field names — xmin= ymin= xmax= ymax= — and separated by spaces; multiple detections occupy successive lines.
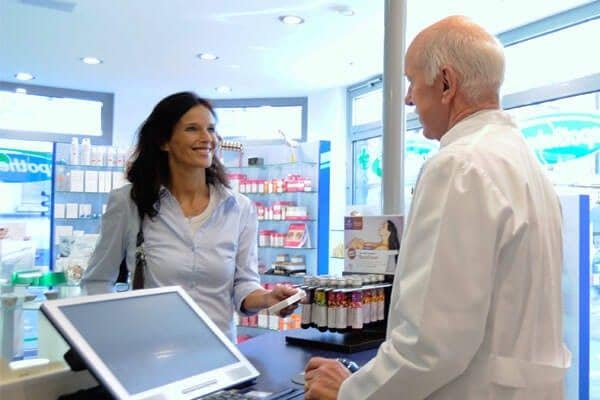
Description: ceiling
xmin=0 ymin=0 xmax=592 ymax=101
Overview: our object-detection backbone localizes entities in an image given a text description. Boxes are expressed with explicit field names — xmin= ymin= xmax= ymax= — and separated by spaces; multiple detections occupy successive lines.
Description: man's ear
xmin=440 ymin=66 xmax=457 ymax=104
xmin=160 ymin=143 xmax=169 ymax=152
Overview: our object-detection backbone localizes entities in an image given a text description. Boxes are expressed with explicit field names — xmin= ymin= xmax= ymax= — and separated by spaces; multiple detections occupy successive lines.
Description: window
xmin=212 ymin=97 xmax=307 ymax=142
xmin=503 ymin=19 xmax=600 ymax=95
xmin=0 ymin=81 xmax=114 ymax=144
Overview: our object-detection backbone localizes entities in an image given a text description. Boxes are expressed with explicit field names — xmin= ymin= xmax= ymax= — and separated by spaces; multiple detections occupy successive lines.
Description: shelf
xmin=258 ymin=246 xmax=315 ymax=250
xmin=258 ymin=219 xmax=315 ymax=223
xmin=56 ymin=163 xmax=126 ymax=172
xmin=242 ymin=191 xmax=317 ymax=195
xmin=55 ymin=217 xmax=101 ymax=221
xmin=55 ymin=190 xmax=110 ymax=194
xmin=226 ymin=161 xmax=317 ymax=170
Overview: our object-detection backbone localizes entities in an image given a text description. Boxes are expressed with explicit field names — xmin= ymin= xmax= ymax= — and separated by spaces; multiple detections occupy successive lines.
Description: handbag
xmin=115 ymin=215 xmax=146 ymax=290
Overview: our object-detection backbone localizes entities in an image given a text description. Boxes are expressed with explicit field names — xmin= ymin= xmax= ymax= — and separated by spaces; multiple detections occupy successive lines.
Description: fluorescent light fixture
xmin=215 ymin=86 xmax=232 ymax=94
xmin=198 ymin=53 xmax=219 ymax=61
xmin=279 ymin=15 xmax=304 ymax=25
xmin=81 ymin=56 xmax=102 ymax=65
xmin=15 ymin=72 xmax=34 ymax=81
xmin=228 ymin=64 xmax=241 ymax=69
xmin=15 ymin=88 xmax=27 ymax=94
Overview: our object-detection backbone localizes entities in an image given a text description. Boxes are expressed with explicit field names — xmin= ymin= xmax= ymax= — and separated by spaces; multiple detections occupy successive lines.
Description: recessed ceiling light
xmin=81 ymin=56 xmax=102 ymax=65
xmin=279 ymin=15 xmax=304 ymax=25
xmin=338 ymin=8 xmax=355 ymax=16
xmin=215 ymin=86 xmax=232 ymax=94
xmin=198 ymin=53 xmax=219 ymax=61
xmin=15 ymin=72 xmax=34 ymax=81
xmin=15 ymin=88 xmax=27 ymax=94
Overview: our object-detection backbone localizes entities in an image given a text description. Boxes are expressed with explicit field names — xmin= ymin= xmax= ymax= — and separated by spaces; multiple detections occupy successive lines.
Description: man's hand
xmin=304 ymin=357 xmax=351 ymax=400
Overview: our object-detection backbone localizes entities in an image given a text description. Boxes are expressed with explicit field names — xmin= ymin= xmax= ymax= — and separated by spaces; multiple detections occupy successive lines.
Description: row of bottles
xmin=69 ymin=137 xmax=128 ymax=167
xmin=298 ymin=274 xmax=388 ymax=333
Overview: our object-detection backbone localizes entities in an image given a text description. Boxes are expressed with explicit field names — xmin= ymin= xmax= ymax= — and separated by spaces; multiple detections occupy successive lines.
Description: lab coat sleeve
xmin=338 ymin=152 xmax=512 ymax=399
xmin=81 ymin=186 xmax=134 ymax=294
xmin=233 ymin=198 xmax=263 ymax=314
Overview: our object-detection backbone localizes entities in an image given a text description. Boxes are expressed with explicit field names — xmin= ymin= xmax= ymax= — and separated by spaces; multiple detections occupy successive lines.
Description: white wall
xmin=307 ymin=87 xmax=347 ymax=231
xmin=111 ymin=88 xmax=168 ymax=150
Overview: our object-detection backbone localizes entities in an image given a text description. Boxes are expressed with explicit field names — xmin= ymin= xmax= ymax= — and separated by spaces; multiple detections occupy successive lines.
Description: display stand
xmin=285 ymin=277 xmax=393 ymax=353
xmin=284 ymin=323 xmax=386 ymax=353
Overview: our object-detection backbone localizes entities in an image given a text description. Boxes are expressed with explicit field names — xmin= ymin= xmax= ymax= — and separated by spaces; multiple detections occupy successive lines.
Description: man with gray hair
xmin=304 ymin=15 xmax=571 ymax=400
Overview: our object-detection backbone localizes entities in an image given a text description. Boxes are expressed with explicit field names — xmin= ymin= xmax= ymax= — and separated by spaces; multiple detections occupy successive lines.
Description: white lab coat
xmin=338 ymin=110 xmax=571 ymax=400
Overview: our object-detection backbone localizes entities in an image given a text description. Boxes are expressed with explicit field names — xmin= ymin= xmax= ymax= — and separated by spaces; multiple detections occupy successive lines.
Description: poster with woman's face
xmin=344 ymin=215 xmax=403 ymax=275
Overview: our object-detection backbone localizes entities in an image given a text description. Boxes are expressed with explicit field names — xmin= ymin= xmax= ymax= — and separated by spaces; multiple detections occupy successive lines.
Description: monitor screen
xmin=41 ymin=287 xmax=259 ymax=400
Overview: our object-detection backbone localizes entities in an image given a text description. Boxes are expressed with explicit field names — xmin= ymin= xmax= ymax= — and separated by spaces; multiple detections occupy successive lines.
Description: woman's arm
xmin=81 ymin=186 xmax=136 ymax=294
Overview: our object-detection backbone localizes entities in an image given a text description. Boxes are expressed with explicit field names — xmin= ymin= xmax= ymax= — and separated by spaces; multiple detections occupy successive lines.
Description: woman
xmin=82 ymin=92 xmax=297 ymax=341
xmin=348 ymin=220 xmax=400 ymax=251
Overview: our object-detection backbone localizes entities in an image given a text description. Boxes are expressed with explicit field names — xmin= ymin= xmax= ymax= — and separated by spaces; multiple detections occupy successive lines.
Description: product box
xmin=344 ymin=215 xmax=403 ymax=275
xmin=284 ymin=223 xmax=309 ymax=248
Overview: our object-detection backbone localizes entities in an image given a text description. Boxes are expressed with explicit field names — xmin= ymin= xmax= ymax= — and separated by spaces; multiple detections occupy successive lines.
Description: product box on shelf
xmin=344 ymin=215 xmax=404 ymax=275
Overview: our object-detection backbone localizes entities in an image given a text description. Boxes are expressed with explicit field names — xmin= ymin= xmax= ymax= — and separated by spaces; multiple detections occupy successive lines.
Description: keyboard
xmin=201 ymin=387 xmax=304 ymax=400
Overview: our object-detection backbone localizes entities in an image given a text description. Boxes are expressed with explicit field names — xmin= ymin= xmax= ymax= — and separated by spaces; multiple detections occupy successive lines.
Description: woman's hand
xmin=264 ymin=284 xmax=300 ymax=317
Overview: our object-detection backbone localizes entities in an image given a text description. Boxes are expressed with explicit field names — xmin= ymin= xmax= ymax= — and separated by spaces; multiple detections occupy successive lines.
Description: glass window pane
xmin=352 ymin=89 xmax=383 ymax=126
xmin=0 ymin=91 xmax=103 ymax=136
xmin=506 ymin=92 xmax=600 ymax=397
xmin=503 ymin=20 xmax=600 ymax=95
xmin=215 ymin=106 xmax=302 ymax=141
xmin=352 ymin=136 xmax=382 ymax=208
xmin=404 ymin=129 xmax=439 ymax=214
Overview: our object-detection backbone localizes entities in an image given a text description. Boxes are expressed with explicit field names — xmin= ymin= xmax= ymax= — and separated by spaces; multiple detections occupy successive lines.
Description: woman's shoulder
xmin=108 ymin=183 xmax=133 ymax=204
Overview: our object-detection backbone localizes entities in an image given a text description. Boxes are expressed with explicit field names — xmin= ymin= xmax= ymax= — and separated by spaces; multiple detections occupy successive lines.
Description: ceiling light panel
xmin=279 ymin=15 xmax=304 ymax=25
xmin=15 ymin=72 xmax=34 ymax=81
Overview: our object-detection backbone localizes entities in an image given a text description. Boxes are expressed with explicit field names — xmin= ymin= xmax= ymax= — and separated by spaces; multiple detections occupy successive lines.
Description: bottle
xmin=335 ymin=278 xmax=348 ymax=333
xmin=327 ymin=278 xmax=339 ymax=332
xmin=350 ymin=277 xmax=364 ymax=331
xmin=315 ymin=277 xmax=328 ymax=332
xmin=70 ymin=137 xmax=79 ymax=165
xmin=300 ymin=277 xmax=313 ymax=329
xmin=0 ymin=294 xmax=24 ymax=362
xmin=106 ymin=146 xmax=116 ymax=167
xmin=80 ymin=138 xmax=91 ymax=166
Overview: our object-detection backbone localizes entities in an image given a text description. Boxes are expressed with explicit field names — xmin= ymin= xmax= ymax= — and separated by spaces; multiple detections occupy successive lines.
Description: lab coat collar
xmin=439 ymin=109 xmax=517 ymax=149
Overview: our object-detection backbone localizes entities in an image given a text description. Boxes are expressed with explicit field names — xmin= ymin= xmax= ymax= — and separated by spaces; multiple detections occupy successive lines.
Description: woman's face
xmin=161 ymin=104 xmax=219 ymax=170
xmin=379 ymin=222 xmax=389 ymax=237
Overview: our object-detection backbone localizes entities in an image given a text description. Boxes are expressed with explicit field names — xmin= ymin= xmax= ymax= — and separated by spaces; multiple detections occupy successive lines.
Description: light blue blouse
xmin=81 ymin=184 xmax=263 ymax=341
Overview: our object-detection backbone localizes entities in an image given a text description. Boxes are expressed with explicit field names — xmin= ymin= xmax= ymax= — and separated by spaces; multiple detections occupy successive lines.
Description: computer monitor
xmin=41 ymin=286 xmax=259 ymax=400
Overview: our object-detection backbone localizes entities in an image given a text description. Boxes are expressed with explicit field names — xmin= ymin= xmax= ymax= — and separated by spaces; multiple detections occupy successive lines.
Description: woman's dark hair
xmin=126 ymin=91 xmax=229 ymax=218
xmin=386 ymin=220 xmax=400 ymax=262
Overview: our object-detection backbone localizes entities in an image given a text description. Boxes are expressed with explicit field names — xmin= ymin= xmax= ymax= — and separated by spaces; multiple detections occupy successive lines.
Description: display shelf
xmin=243 ymin=191 xmax=318 ymax=195
xmin=258 ymin=219 xmax=316 ymax=223
xmin=258 ymin=246 xmax=316 ymax=250
xmin=222 ymin=141 xmax=330 ymax=276
xmin=227 ymin=161 xmax=317 ymax=170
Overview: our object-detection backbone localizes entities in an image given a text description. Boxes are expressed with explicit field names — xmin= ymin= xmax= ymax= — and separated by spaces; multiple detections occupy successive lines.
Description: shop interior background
xmin=1 ymin=0 xmax=600 ymax=398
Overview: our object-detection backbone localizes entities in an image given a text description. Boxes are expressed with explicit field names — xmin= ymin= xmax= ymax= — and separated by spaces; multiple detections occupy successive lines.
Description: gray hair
xmin=417 ymin=21 xmax=505 ymax=102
